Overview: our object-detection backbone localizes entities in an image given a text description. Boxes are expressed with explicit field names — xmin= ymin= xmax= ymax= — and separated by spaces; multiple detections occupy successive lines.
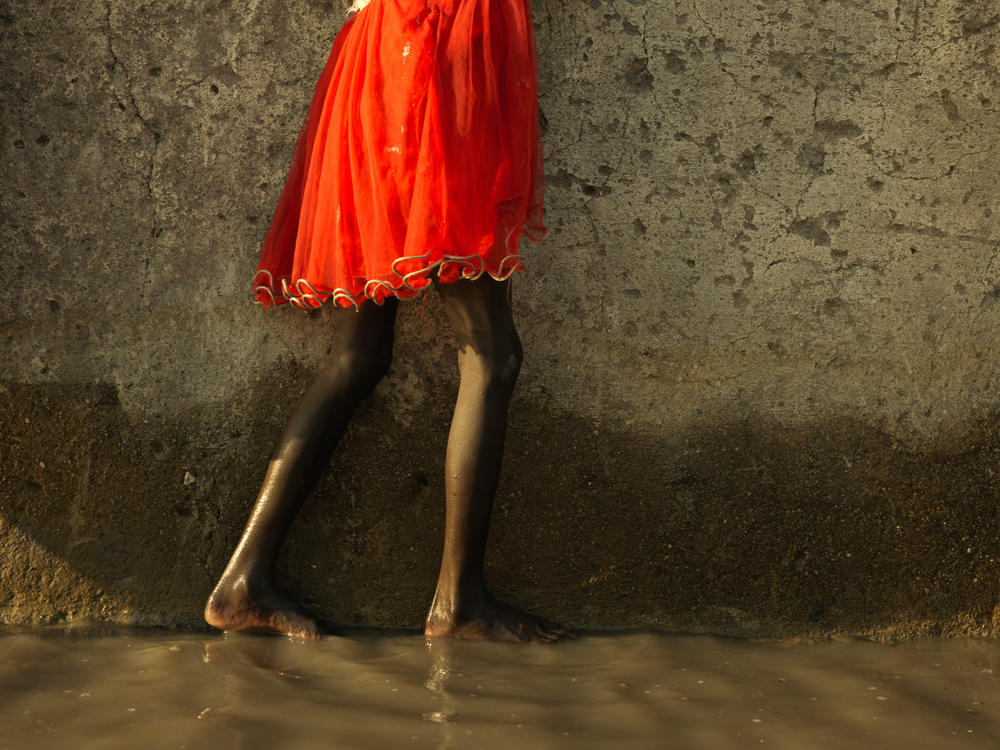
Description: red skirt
xmin=253 ymin=0 xmax=546 ymax=310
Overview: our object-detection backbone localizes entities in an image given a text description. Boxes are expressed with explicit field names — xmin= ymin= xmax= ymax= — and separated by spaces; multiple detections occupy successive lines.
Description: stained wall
xmin=3 ymin=0 xmax=1000 ymax=636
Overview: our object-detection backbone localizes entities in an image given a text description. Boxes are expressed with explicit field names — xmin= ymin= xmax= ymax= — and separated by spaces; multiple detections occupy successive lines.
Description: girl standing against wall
xmin=205 ymin=0 xmax=568 ymax=642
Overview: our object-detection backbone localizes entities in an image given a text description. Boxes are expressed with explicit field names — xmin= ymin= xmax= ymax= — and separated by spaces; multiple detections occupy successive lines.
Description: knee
xmin=355 ymin=339 xmax=394 ymax=391
xmin=499 ymin=336 xmax=523 ymax=389
xmin=463 ymin=334 xmax=522 ymax=394
xmin=328 ymin=339 xmax=393 ymax=394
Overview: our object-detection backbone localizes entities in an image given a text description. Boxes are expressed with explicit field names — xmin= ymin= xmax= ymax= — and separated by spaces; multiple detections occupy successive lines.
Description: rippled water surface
xmin=2 ymin=628 xmax=998 ymax=749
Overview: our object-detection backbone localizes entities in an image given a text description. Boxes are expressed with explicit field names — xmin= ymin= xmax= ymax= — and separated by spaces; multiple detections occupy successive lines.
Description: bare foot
xmin=425 ymin=595 xmax=572 ymax=643
xmin=204 ymin=575 xmax=331 ymax=639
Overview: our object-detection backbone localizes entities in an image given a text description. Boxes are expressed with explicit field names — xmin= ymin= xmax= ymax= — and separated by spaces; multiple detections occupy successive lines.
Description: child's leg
xmin=206 ymin=298 xmax=399 ymax=638
xmin=425 ymin=276 xmax=568 ymax=642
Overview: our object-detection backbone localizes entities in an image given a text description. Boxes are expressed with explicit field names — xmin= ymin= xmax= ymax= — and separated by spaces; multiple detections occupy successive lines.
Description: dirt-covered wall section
xmin=3 ymin=0 xmax=1000 ymax=637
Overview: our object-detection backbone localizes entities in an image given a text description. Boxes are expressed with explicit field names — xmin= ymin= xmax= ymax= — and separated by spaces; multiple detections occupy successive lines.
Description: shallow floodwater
xmin=2 ymin=628 xmax=998 ymax=749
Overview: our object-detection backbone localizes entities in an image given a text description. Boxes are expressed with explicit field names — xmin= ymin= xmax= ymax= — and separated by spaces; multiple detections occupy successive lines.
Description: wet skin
xmin=205 ymin=276 xmax=570 ymax=642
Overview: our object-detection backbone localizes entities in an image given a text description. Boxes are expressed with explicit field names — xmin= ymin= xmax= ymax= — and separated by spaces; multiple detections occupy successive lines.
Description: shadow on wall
xmin=4 ymin=379 xmax=1000 ymax=637
xmin=3 ymin=0 xmax=1000 ymax=635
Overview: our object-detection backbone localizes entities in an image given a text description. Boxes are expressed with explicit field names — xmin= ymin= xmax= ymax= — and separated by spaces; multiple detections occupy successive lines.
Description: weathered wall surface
xmin=3 ymin=0 xmax=1000 ymax=637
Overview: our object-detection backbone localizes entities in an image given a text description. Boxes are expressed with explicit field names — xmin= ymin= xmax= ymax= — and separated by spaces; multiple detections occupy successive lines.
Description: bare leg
xmin=206 ymin=299 xmax=399 ymax=638
xmin=424 ymin=276 xmax=569 ymax=642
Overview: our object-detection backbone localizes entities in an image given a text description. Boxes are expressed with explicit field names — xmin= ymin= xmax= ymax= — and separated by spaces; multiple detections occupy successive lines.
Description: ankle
xmin=212 ymin=565 xmax=275 ymax=599
xmin=428 ymin=581 xmax=489 ymax=620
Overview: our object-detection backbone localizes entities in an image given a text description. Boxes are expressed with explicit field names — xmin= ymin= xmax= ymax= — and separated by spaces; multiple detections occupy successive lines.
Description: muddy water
xmin=2 ymin=629 xmax=998 ymax=749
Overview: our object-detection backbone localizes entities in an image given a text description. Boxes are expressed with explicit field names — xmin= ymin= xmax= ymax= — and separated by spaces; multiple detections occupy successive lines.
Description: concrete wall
xmin=3 ymin=0 xmax=1000 ymax=638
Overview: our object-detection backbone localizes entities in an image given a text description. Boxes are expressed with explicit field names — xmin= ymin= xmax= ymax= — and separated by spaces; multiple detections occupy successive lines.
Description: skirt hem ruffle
xmin=253 ymin=245 xmax=534 ymax=311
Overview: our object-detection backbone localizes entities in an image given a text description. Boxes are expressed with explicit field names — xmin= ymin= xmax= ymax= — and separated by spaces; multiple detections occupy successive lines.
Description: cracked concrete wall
xmin=3 ymin=0 xmax=1000 ymax=637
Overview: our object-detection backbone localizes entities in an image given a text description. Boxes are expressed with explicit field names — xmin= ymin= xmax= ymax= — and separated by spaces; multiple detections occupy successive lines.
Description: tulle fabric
xmin=253 ymin=0 xmax=546 ymax=310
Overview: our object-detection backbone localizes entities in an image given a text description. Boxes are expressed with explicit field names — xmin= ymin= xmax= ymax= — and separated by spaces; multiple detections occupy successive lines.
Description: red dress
xmin=253 ymin=0 xmax=546 ymax=310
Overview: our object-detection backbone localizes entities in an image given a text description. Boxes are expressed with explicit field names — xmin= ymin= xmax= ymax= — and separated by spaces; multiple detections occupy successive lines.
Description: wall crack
xmin=104 ymin=2 xmax=160 ymax=244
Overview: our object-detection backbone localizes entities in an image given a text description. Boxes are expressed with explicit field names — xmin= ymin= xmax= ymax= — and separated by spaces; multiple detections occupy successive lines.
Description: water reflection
xmin=423 ymin=638 xmax=457 ymax=748
xmin=2 ymin=628 xmax=999 ymax=749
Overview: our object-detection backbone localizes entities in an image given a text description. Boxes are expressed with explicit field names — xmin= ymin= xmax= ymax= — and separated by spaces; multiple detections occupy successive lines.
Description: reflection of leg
xmin=206 ymin=299 xmax=399 ymax=638
xmin=423 ymin=638 xmax=457 ymax=748
xmin=425 ymin=276 xmax=569 ymax=642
